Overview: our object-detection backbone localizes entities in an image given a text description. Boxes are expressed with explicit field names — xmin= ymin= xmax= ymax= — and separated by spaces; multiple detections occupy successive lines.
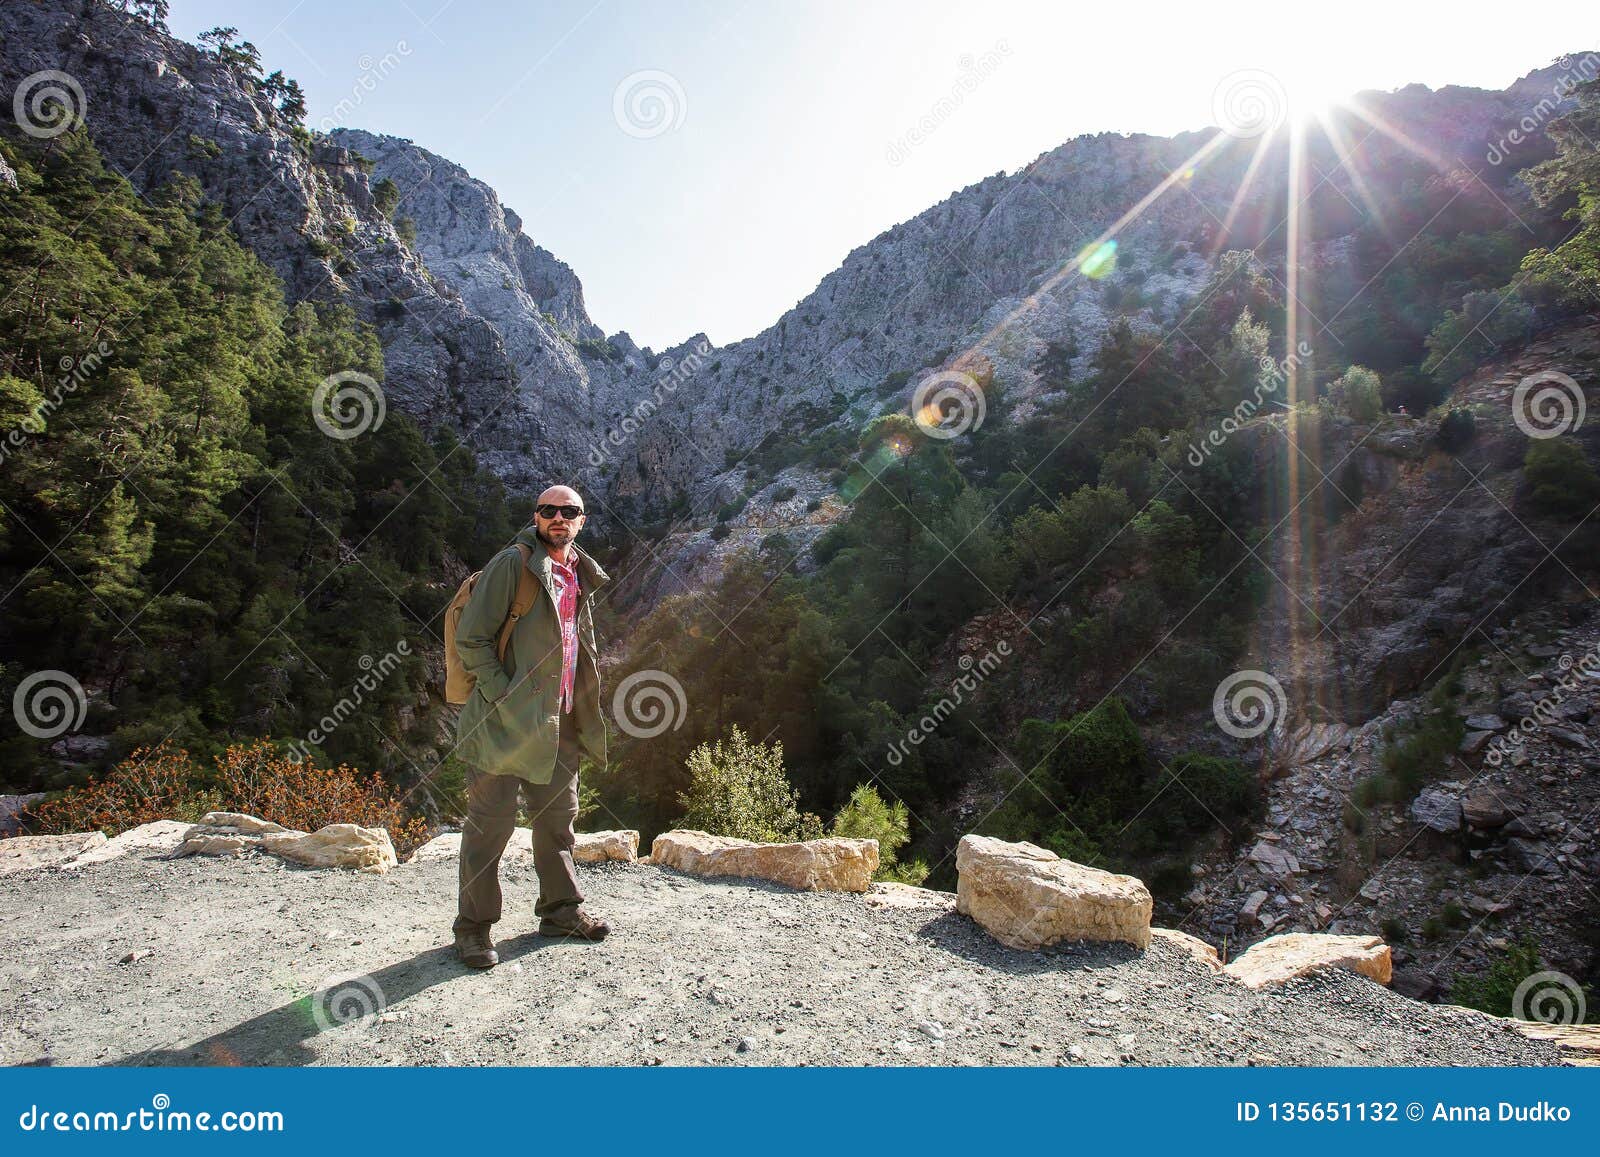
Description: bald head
xmin=532 ymin=485 xmax=586 ymax=557
xmin=537 ymin=485 xmax=583 ymax=509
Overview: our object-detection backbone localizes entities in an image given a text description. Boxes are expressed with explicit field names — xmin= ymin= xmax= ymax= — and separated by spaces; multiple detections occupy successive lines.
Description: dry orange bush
xmin=28 ymin=741 xmax=218 ymax=837
xmin=23 ymin=739 xmax=433 ymax=858
xmin=214 ymin=739 xmax=432 ymax=857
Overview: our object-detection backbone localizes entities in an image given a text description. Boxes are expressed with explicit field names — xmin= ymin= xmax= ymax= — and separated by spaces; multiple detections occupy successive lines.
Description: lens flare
xmin=1076 ymin=239 xmax=1117 ymax=280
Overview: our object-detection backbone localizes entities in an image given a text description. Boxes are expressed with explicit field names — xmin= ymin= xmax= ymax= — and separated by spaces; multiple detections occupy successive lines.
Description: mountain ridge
xmin=5 ymin=1 xmax=1588 ymax=556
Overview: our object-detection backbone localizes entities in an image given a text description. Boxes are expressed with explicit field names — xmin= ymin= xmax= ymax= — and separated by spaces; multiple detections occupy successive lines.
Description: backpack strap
xmin=494 ymin=543 xmax=539 ymax=663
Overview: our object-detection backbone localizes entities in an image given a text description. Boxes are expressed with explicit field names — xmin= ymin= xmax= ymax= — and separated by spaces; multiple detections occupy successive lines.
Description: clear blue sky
xmin=166 ymin=0 xmax=1589 ymax=351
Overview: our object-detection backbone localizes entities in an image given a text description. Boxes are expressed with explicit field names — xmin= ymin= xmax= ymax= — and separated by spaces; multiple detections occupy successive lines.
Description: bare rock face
xmin=650 ymin=830 xmax=878 ymax=892
xmin=0 ymin=831 xmax=106 ymax=874
xmin=262 ymin=824 xmax=398 ymax=874
xmin=954 ymin=834 xmax=1152 ymax=950
xmin=572 ymin=829 xmax=640 ymax=864
xmin=1223 ymin=932 xmax=1392 ymax=989
xmin=58 ymin=820 xmax=190 ymax=868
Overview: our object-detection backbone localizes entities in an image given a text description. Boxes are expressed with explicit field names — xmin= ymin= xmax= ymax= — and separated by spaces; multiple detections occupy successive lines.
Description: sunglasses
xmin=536 ymin=504 xmax=585 ymax=520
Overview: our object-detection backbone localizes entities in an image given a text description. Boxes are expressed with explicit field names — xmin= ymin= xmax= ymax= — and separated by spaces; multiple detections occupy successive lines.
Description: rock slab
xmin=60 ymin=820 xmax=190 ymax=868
xmin=406 ymin=828 xmax=638 ymax=864
xmin=1151 ymin=927 xmax=1224 ymax=972
xmin=0 ymin=831 xmax=107 ymax=874
xmin=1224 ymin=932 xmax=1393 ymax=989
xmin=172 ymin=812 xmax=397 ymax=873
xmin=954 ymin=834 xmax=1152 ymax=950
xmin=650 ymin=830 xmax=878 ymax=892
xmin=262 ymin=824 xmax=398 ymax=874
xmin=572 ymin=829 xmax=640 ymax=864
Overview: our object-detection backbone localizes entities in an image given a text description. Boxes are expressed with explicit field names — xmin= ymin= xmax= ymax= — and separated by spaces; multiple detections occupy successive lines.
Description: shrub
xmin=185 ymin=133 xmax=222 ymax=160
xmin=1146 ymin=752 xmax=1258 ymax=838
xmin=1524 ymin=438 xmax=1600 ymax=518
xmin=1449 ymin=937 xmax=1596 ymax=1021
xmin=1422 ymin=290 xmax=1535 ymax=383
xmin=1435 ymin=407 xmax=1476 ymax=453
xmin=1328 ymin=365 xmax=1384 ymax=422
xmin=395 ymin=216 xmax=417 ymax=247
xmin=877 ymin=369 xmax=912 ymax=396
xmin=27 ymin=739 xmax=433 ymax=857
xmin=1379 ymin=708 xmax=1463 ymax=798
xmin=830 ymin=783 xmax=925 ymax=883
xmin=710 ymin=522 xmax=732 ymax=541
xmin=675 ymin=724 xmax=823 ymax=843
xmin=1019 ymin=696 xmax=1145 ymax=805
xmin=372 ymin=176 xmax=400 ymax=217
xmin=211 ymin=739 xmax=431 ymax=855
xmin=29 ymin=741 xmax=218 ymax=835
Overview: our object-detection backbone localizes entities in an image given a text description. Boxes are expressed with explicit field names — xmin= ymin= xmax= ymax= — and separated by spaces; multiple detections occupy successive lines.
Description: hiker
xmin=445 ymin=485 xmax=611 ymax=968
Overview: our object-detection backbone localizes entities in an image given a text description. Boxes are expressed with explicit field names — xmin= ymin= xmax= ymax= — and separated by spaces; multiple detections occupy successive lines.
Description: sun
xmin=1280 ymin=67 xmax=1351 ymax=124
xmin=1211 ymin=65 xmax=1351 ymax=140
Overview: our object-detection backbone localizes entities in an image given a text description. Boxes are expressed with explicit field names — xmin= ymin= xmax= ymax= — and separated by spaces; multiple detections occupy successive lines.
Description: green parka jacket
xmin=451 ymin=526 xmax=609 ymax=783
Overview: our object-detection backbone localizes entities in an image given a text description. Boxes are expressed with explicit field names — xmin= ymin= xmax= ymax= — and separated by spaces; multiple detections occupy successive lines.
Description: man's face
xmin=534 ymin=493 xmax=585 ymax=547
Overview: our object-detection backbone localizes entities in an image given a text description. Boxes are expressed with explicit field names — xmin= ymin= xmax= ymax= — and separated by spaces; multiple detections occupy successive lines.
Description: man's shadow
xmin=113 ymin=934 xmax=559 ymax=1067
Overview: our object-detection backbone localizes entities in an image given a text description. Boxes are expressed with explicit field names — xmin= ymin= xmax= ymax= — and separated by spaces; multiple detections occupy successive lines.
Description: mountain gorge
xmin=3 ymin=0 xmax=1599 ymax=1009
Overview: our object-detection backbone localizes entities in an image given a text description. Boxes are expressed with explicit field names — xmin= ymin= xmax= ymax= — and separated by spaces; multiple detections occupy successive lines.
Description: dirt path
xmin=0 ymin=849 xmax=1565 ymax=1067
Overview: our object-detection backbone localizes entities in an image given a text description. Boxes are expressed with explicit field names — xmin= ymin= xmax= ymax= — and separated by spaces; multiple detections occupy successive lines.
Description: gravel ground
xmin=0 ymin=850 xmax=1566 ymax=1067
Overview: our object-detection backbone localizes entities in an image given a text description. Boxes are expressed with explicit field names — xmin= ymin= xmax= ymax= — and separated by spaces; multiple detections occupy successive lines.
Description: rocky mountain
xmin=5 ymin=1 xmax=1589 ymax=612
xmin=0 ymin=0 xmax=679 ymax=499
xmin=5 ymin=0 xmax=1599 ymax=1013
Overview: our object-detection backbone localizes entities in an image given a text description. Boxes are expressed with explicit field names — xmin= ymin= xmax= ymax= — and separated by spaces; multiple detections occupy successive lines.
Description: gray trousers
xmin=453 ymin=711 xmax=583 ymax=932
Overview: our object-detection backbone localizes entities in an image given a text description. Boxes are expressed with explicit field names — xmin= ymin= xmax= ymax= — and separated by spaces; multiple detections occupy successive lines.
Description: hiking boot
xmin=454 ymin=924 xmax=498 ymax=968
xmin=537 ymin=907 xmax=609 ymax=941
